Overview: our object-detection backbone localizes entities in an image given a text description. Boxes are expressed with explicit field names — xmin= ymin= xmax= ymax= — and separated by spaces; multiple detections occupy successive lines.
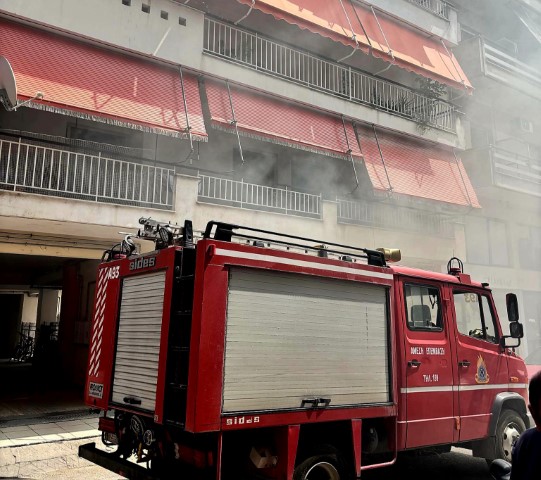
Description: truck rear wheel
xmin=293 ymin=446 xmax=348 ymax=480
xmin=495 ymin=409 xmax=526 ymax=462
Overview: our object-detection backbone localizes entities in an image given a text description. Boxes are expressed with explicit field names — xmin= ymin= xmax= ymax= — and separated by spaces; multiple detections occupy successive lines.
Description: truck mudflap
xmin=79 ymin=442 xmax=158 ymax=480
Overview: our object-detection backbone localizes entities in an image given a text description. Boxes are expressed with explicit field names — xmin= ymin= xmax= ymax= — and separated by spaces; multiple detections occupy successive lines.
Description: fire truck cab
xmin=80 ymin=218 xmax=528 ymax=480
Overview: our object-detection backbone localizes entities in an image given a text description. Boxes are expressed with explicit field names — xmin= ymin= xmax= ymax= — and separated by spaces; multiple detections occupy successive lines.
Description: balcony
xmin=491 ymin=147 xmax=541 ymax=197
xmin=455 ymin=36 xmax=541 ymax=102
xmin=0 ymin=137 xmax=175 ymax=210
xmin=197 ymin=175 xmax=322 ymax=218
xmin=406 ymin=0 xmax=452 ymax=19
xmin=337 ymin=198 xmax=455 ymax=237
xmin=203 ymin=18 xmax=457 ymax=133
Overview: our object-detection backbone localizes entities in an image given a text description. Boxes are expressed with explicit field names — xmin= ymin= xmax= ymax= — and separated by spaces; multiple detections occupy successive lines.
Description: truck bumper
xmin=79 ymin=442 xmax=157 ymax=480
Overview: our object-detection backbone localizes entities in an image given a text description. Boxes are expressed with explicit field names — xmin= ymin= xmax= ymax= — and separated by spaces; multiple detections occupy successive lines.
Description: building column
xmin=58 ymin=263 xmax=82 ymax=384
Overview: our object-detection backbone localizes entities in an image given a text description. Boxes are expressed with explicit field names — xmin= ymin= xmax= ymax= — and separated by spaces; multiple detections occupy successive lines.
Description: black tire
xmin=495 ymin=409 xmax=526 ymax=463
xmin=294 ymin=446 xmax=350 ymax=480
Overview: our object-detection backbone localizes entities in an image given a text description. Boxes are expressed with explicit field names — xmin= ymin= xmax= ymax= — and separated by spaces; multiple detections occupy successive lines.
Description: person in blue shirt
xmin=510 ymin=370 xmax=541 ymax=480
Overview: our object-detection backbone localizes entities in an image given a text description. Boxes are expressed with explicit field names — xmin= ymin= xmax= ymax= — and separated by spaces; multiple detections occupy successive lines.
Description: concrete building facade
xmin=0 ymin=0 xmax=537 ymax=386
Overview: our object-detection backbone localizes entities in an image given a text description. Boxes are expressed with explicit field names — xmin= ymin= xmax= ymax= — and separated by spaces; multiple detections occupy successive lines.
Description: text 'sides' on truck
xmin=79 ymin=217 xmax=528 ymax=480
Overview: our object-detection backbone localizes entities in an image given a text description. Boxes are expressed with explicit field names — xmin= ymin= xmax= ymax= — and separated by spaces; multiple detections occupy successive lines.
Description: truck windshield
xmin=453 ymin=292 xmax=498 ymax=344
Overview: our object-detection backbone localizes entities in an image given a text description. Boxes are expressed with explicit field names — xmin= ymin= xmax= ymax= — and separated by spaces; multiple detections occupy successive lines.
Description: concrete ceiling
xmin=0 ymin=253 xmax=78 ymax=287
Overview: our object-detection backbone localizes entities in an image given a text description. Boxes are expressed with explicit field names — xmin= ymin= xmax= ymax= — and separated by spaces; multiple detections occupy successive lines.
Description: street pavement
xmin=0 ymin=412 xmax=121 ymax=479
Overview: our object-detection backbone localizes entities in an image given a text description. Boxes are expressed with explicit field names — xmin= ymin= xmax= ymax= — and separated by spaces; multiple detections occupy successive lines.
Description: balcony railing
xmin=204 ymin=18 xmax=457 ymax=133
xmin=483 ymin=42 xmax=541 ymax=88
xmin=0 ymin=137 xmax=175 ymax=209
xmin=337 ymin=198 xmax=454 ymax=237
xmin=491 ymin=147 xmax=541 ymax=197
xmin=198 ymin=174 xmax=321 ymax=218
xmin=407 ymin=0 xmax=451 ymax=19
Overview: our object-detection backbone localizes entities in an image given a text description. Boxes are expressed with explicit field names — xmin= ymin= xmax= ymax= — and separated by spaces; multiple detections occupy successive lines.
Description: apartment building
xmin=454 ymin=0 xmax=541 ymax=361
xmin=0 ymin=0 xmax=479 ymax=385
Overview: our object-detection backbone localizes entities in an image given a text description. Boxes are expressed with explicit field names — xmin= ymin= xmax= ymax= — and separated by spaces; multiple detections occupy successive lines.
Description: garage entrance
xmin=0 ymin=252 xmax=100 ymax=418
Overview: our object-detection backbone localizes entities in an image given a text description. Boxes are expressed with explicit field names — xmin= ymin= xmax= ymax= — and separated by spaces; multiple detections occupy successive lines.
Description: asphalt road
xmin=363 ymin=448 xmax=492 ymax=480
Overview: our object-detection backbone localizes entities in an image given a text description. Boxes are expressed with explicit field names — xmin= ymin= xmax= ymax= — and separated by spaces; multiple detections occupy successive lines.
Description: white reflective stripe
xmin=399 ymin=414 xmax=490 ymax=424
xmin=401 ymin=386 xmax=454 ymax=393
xmin=457 ymin=383 xmax=528 ymax=391
xmin=461 ymin=413 xmax=491 ymax=419
xmin=214 ymin=248 xmax=393 ymax=280
xmin=398 ymin=416 xmax=456 ymax=424
xmin=401 ymin=383 xmax=528 ymax=394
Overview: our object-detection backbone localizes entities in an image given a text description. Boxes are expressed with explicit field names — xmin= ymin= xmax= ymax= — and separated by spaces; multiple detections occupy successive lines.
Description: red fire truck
xmin=79 ymin=218 xmax=528 ymax=480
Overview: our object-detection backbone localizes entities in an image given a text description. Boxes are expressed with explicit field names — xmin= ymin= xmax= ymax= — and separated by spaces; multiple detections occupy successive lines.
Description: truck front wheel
xmin=495 ymin=409 xmax=526 ymax=462
xmin=293 ymin=446 xmax=348 ymax=480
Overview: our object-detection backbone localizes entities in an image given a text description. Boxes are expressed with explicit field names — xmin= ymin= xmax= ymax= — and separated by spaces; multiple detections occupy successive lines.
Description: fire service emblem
xmin=475 ymin=355 xmax=490 ymax=384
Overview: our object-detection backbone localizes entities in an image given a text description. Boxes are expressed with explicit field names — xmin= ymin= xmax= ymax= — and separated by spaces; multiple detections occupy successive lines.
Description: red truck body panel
xmin=82 ymin=223 xmax=528 ymax=479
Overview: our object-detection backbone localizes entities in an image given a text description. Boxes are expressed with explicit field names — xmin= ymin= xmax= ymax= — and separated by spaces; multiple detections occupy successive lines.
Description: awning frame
xmin=341 ymin=114 xmax=359 ymax=193
xmin=372 ymin=124 xmax=393 ymax=192
xmin=2 ymin=18 xmax=208 ymax=140
xmin=206 ymin=79 xmax=364 ymax=161
xmin=225 ymin=79 xmax=245 ymax=165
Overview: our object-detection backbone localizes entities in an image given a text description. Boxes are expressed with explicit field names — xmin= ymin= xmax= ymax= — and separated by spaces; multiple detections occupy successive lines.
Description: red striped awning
xmin=0 ymin=19 xmax=207 ymax=139
xmin=357 ymin=125 xmax=480 ymax=207
xmin=237 ymin=0 xmax=472 ymax=92
xmin=205 ymin=79 xmax=362 ymax=159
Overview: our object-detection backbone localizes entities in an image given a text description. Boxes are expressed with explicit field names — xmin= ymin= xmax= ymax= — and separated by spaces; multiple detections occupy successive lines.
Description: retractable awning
xmin=356 ymin=124 xmax=480 ymax=207
xmin=237 ymin=0 xmax=473 ymax=92
xmin=204 ymin=79 xmax=362 ymax=159
xmin=0 ymin=19 xmax=207 ymax=139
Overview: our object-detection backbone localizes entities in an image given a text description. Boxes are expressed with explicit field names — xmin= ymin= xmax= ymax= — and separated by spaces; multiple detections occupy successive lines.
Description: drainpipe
xmin=235 ymin=0 xmax=255 ymax=25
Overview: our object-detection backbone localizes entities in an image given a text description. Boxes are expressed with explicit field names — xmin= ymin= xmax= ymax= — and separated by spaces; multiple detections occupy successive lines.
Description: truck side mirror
xmin=506 ymin=293 xmax=519 ymax=322
xmin=509 ymin=321 xmax=523 ymax=339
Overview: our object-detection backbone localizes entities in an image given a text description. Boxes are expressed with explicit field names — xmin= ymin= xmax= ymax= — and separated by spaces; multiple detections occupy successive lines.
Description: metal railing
xmin=337 ymin=198 xmax=454 ymax=237
xmin=491 ymin=147 xmax=541 ymax=194
xmin=0 ymin=137 xmax=175 ymax=209
xmin=198 ymin=174 xmax=321 ymax=218
xmin=407 ymin=0 xmax=451 ymax=19
xmin=483 ymin=42 xmax=541 ymax=88
xmin=204 ymin=18 xmax=457 ymax=133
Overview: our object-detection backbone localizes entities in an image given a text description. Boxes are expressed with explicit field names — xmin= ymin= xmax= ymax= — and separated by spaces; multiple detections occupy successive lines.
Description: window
xmin=465 ymin=217 xmax=509 ymax=266
xmin=519 ymin=226 xmax=541 ymax=271
xmin=454 ymin=291 xmax=498 ymax=344
xmin=405 ymin=284 xmax=442 ymax=331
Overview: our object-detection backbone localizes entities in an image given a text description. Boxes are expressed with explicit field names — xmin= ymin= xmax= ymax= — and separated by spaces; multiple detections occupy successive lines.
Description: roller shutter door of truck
xmin=111 ymin=271 xmax=166 ymax=412
xmin=223 ymin=268 xmax=390 ymax=413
